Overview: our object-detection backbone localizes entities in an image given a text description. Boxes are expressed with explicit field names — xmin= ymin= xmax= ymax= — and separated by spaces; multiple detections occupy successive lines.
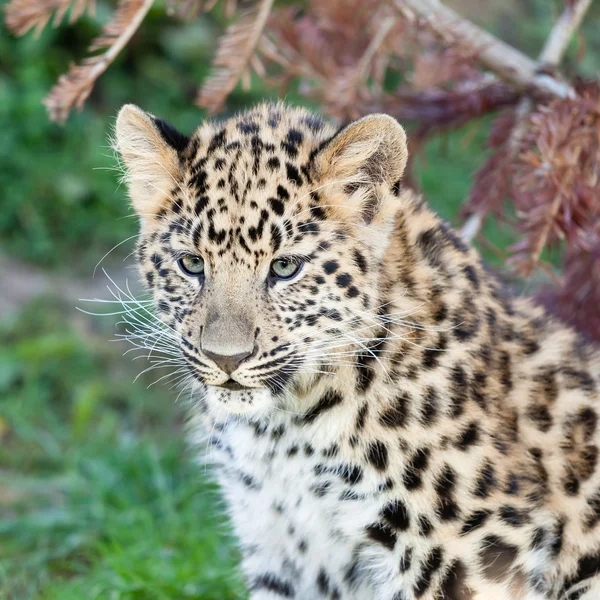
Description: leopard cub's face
xmin=115 ymin=104 xmax=408 ymax=415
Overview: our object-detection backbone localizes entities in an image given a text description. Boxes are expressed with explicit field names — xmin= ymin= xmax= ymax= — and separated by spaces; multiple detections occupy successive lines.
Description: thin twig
xmin=44 ymin=0 xmax=154 ymax=122
xmin=395 ymin=0 xmax=576 ymax=99
xmin=197 ymin=0 xmax=275 ymax=114
xmin=539 ymin=0 xmax=593 ymax=65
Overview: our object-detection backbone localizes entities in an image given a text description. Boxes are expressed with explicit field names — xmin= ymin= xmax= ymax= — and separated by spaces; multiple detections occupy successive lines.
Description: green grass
xmin=0 ymin=300 xmax=245 ymax=599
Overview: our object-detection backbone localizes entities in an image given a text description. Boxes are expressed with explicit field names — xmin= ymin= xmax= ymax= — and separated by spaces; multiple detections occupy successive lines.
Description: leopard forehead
xmin=117 ymin=101 xmax=408 ymax=273
xmin=165 ymin=105 xmax=338 ymax=263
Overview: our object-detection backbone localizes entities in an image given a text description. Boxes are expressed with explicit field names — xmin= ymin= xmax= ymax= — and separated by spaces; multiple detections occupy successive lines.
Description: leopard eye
xmin=178 ymin=254 xmax=205 ymax=276
xmin=270 ymin=257 xmax=303 ymax=280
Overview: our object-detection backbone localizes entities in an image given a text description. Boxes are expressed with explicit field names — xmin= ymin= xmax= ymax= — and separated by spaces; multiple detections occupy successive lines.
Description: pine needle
xmin=196 ymin=0 xmax=274 ymax=114
xmin=4 ymin=0 xmax=94 ymax=37
xmin=43 ymin=0 xmax=154 ymax=123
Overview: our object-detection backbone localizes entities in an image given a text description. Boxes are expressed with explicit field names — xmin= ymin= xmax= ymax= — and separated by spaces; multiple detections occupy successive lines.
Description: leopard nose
xmin=202 ymin=347 xmax=255 ymax=375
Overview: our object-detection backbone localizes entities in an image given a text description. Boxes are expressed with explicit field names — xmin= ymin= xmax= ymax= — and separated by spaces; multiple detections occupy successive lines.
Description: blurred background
xmin=1 ymin=1 xmax=599 ymax=598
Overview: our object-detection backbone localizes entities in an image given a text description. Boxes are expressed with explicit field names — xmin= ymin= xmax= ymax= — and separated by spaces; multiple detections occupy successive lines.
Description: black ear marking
xmin=152 ymin=117 xmax=190 ymax=153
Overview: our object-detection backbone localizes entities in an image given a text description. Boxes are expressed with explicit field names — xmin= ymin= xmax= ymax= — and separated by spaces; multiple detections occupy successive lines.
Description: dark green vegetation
xmin=1 ymin=1 xmax=597 ymax=598
xmin=0 ymin=301 xmax=244 ymax=599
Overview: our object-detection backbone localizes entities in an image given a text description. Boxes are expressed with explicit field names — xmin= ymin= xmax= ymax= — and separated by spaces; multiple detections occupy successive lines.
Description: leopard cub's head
xmin=114 ymin=103 xmax=408 ymax=415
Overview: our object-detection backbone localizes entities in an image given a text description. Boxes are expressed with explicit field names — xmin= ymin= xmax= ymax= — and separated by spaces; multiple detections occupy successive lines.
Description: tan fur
xmin=114 ymin=104 xmax=183 ymax=220
xmin=115 ymin=102 xmax=600 ymax=600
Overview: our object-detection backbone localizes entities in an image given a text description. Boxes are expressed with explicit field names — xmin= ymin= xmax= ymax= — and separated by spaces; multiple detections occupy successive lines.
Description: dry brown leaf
xmin=44 ymin=0 xmax=154 ymax=123
xmin=197 ymin=0 xmax=274 ymax=114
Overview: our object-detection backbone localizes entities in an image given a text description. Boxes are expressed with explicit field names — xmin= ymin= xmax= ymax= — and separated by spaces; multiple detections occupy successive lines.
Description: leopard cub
xmin=114 ymin=102 xmax=600 ymax=599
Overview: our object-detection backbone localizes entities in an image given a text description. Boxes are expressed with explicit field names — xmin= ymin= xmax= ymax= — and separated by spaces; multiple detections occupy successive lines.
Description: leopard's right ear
xmin=114 ymin=104 xmax=189 ymax=218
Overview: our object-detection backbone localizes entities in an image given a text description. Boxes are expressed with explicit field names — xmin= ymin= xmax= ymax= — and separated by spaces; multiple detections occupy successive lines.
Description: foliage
xmin=5 ymin=0 xmax=599 ymax=339
xmin=0 ymin=299 xmax=244 ymax=599
xmin=0 ymin=4 xmax=268 ymax=271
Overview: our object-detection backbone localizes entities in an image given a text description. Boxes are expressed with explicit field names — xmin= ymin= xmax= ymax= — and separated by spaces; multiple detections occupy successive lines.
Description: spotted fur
xmin=114 ymin=103 xmax=600 ymax=599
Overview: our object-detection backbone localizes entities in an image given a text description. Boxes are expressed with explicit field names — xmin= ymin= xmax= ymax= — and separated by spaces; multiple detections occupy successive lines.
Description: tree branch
xmin=395 ymin=0 xmax=578 ymax=100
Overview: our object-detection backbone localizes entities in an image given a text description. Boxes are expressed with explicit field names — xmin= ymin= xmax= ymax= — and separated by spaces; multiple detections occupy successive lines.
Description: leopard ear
xmin=114 ymin=104 xmax=189 ymax=217
xmin=316 ymin=114 xmax=408 ymax=190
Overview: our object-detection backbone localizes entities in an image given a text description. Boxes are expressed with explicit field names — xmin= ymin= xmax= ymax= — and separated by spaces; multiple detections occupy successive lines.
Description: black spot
xmin=460 ymin=509 xmax=491 ymax=536
xmin=439 ymin=559 xmax=470 ymax=600
xmin=414 ymin=546 xmax=443 ymax=597
xmin=463 ymin=265 xmax=479 ymax=289
xmin=249 ymin=573 xmax=294 ymax=597
xmin=421 ymin=386 xmax=438 ymax=425
xmin=270 ymin=224 xmax=283 ymax=253
xmin=474 ymin=461 xmax=496 ymax=498
xmin=526 ymin=404 xmax=552 ymax=433
xmin=268 ymin=197 xmax=285 ymax=216
xmin=530 ymin=527 xmax=547 ymax=550
xmin=480 ymin=535 xmax=518 ymax=581
xmin=561 ymin=553 xmax=600 ymax=599
xmin=499 ymin=505 xmax=530 ymax=527
xmin=355 ymin=403 xmax=369 ymax=431
xmin=287 ymin=128 xmax=303 ymax=144
xmin=379 ymin=392 xmax=411 ymax=428
xmin=366 ymin=522 xmax=397 ymax=550
xmin=152 ymin=117 xmax=189 ymax=153
xmin=355 ymin=351 xmax=376 ymax=394
xmin=417 ymin=228 xmax=444 ymax=267
xmin=422 ymin=347 xmax=439 ymax=370
xmin=316 ymin=568 xmax=329 ymax=594
xmin=455 ymin=422 xmax=480 ymax=450
xmin=352 ymin=249 xmax=368 ymax=273
xmin=562 ymin=367 xmax=596 ymax=393
xmin=301 ymin=390 xmax=343 ymax=423
xmin=382 ymin=500 xmax=410 ymax=530
xmin=399 ymin=547 xmax=413 ymax=572
xmin=418 ymin=516 xmax=433 ymax=537
xmin=550 ymin=519 xmax=565 ymax=556
xmin=450 ymin=365 xmax=468 ymax=418
xmin=341 ymin=464 xmax=363 ymax=485
xmin=335 ymin=273 xmax=352 ymax=288
xmin=323 ymin=260 xmax=339 ymax=274
xmin=439 ymin=221 xmax=469 ymax=253
xmin=563 ymin=470 xmax=580 ymax=496
xmin=286 ymin=163 xmax=303 ymax=186
xmin=277 ymin=185 xmax=290 ymax=201
xmin=207 ymin=129 xmax=226 ymax=153
xmin=267 ymin=156 xmax=280 ymax=171
xmin=435 ymin=465 xmax=460 ymax=521
xmin=281 ymin=141 xmax=299 ymax=158
xmin=238 ymin=120 xmax=259 ymax=134
xmin=366 ymin=441 xmax=388 ymax=471
xmin=403 ymin=447 xmax=430 ymax=490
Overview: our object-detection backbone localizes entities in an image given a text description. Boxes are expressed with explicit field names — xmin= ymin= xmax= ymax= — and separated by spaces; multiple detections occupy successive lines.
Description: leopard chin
xmin=203 ymin=384 xmax=274 ymax=416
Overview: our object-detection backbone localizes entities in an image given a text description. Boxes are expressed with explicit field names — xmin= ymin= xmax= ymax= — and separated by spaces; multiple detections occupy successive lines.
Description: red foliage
xmin=510 ymin=81 xmax=600 ymax=276
xmin=4 ymin=0 xmax=600 ymax=340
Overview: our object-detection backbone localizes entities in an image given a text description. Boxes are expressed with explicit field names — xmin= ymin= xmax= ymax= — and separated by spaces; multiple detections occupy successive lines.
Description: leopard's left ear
xmin=316 ymin=114 xmax=408 ymax=191
xmin=114 ymin=104 xmax=190 ymax=218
